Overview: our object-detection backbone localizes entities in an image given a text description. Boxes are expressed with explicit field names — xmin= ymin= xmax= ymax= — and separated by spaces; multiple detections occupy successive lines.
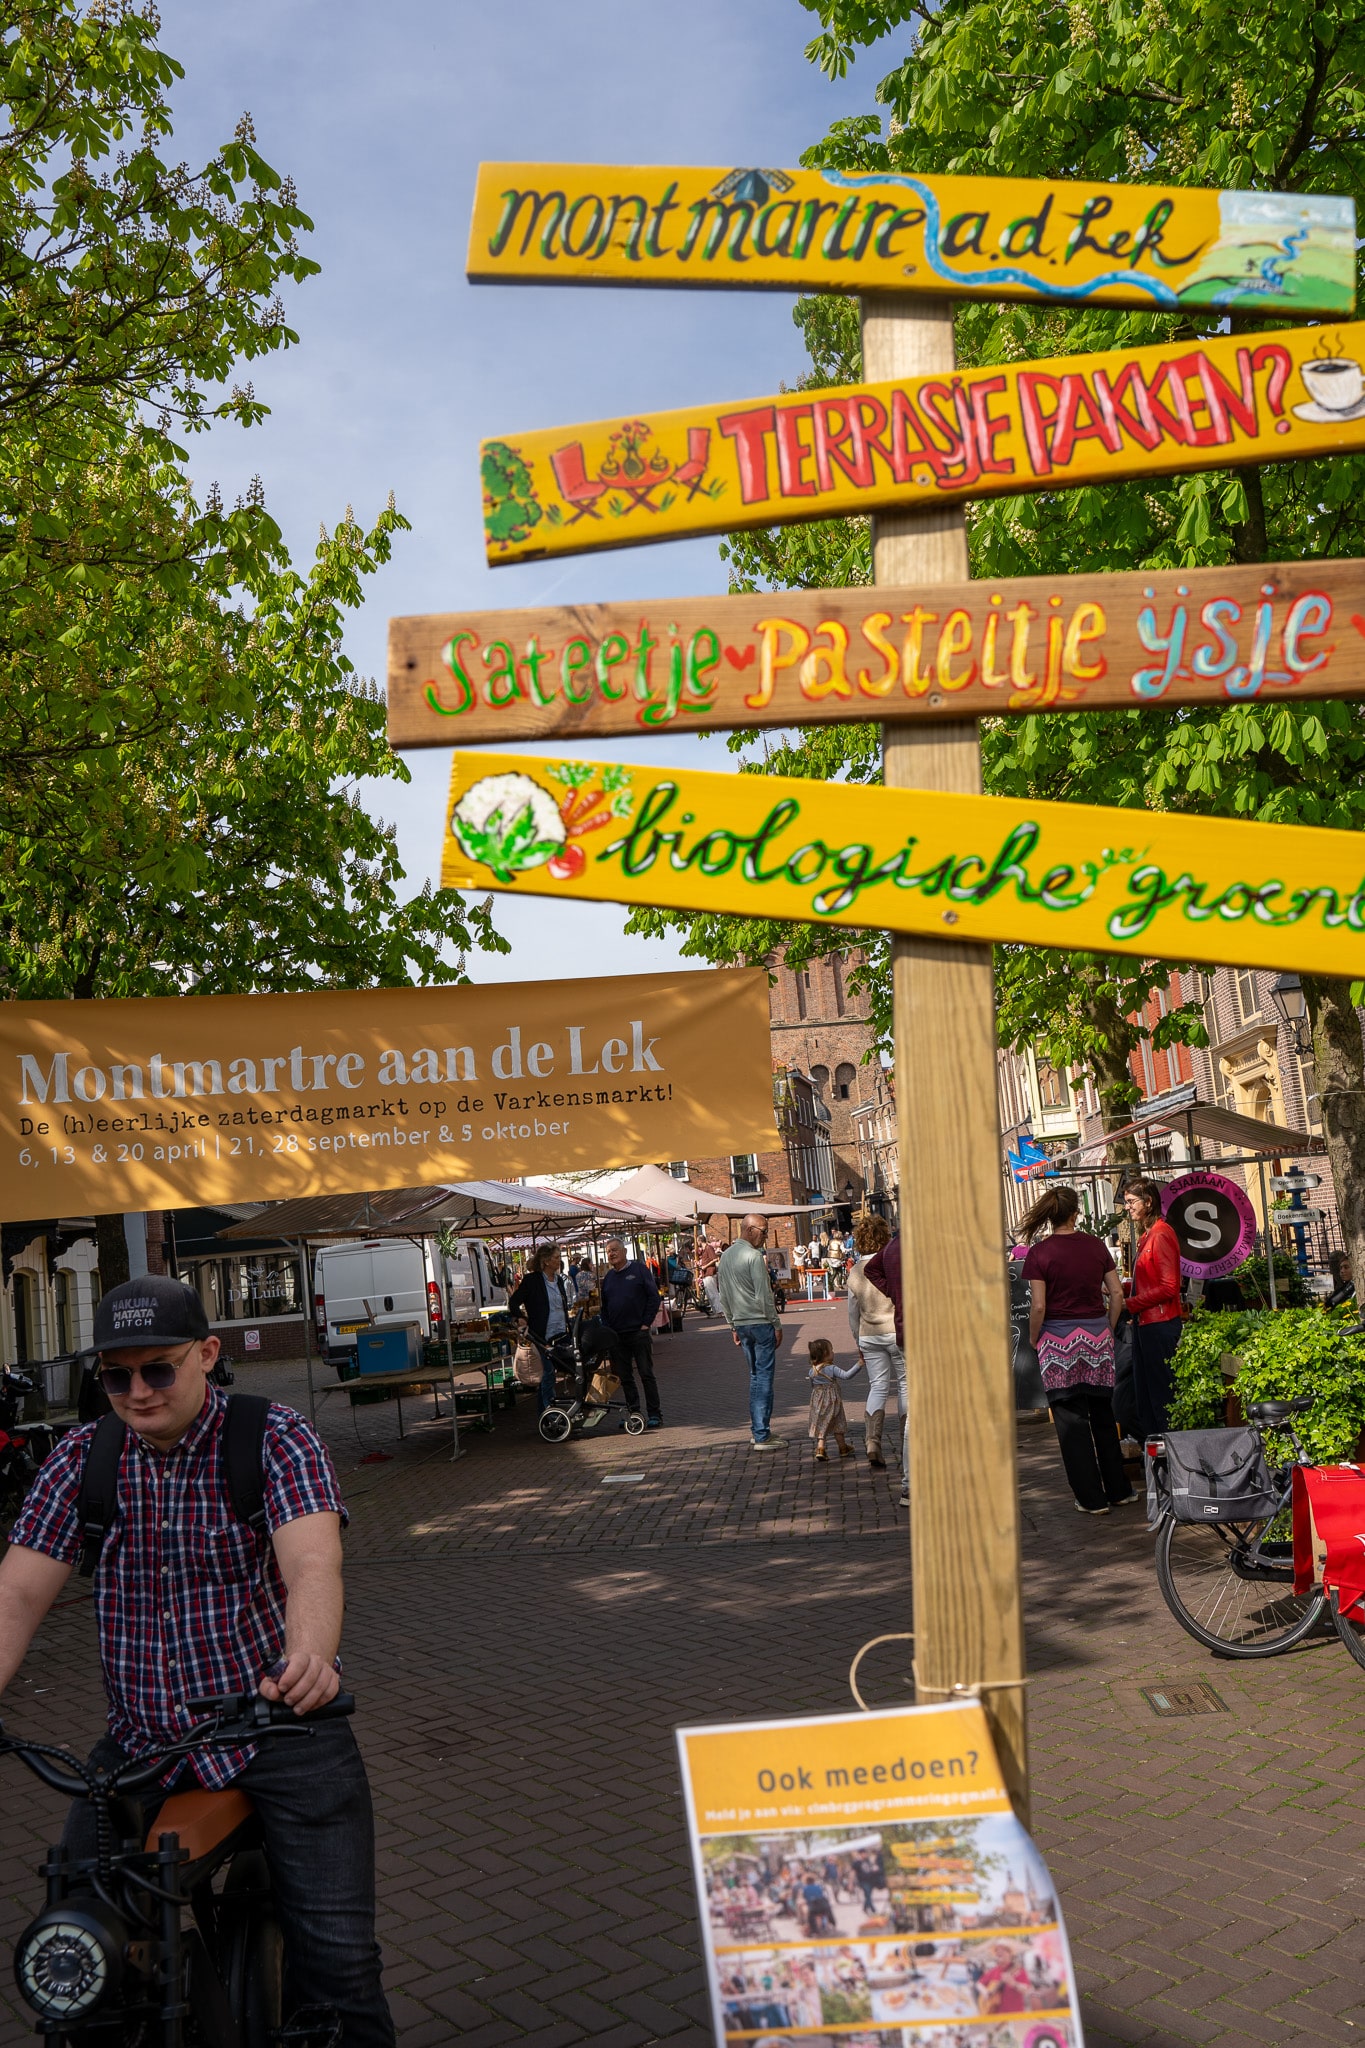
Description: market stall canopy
xmin=215 ymin=1179 xmax=669 ymax=1244
xmin=1062 ymin=1081 xmax=1322 ymax=1168
xmin=605 ymin=1162 xmax=828 ymax=1222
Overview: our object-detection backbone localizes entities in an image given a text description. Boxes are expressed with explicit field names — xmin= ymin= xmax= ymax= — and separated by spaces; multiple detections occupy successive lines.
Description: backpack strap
xmin=75 ymin=1413 xmax=128 ymax=1579
xmin=222 ymin=1394 xmax=271 ymax=1539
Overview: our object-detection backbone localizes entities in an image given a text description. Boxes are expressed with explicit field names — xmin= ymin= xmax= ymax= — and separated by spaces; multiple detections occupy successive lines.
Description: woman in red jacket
xmin=1122 ymin=1177 xmax=1184 ymax=1439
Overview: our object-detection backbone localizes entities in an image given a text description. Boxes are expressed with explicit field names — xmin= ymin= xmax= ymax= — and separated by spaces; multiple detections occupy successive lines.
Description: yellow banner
xmin=468 ymin=162 xmax=1354 ymax=317
xmin=442 ymin=751 xmax=1365 ymax=977
xmin=480 ymin=320 xmax=1365 ymax=564
xmin=0 ymin=972 xmax=777 ymax=1223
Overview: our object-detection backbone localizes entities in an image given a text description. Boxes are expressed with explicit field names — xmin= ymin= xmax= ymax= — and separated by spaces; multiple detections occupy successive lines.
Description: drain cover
xmin=1140 ymin=1682 xmax=1229 ymax=1717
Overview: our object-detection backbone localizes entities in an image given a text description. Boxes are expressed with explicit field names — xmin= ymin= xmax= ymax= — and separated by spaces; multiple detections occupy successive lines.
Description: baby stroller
xmin=537 ymin=1303 xmax=649 ymax=1442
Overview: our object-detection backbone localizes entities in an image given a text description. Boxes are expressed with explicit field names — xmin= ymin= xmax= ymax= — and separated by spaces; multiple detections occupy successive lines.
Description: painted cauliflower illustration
xmin=449 ymin=773 xmax=565 ymax=884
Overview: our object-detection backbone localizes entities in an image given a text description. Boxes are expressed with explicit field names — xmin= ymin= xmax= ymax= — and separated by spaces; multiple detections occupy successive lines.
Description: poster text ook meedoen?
xmin=480 ymin=320 xmax=1365 ymax=565
xmin=0 ymin=971 xmax=777 ymax=1224
xmin=442 ymin=751 xmax=1365 ymax=979
xmin=467 ymin=162 xmax=1354 ymax=317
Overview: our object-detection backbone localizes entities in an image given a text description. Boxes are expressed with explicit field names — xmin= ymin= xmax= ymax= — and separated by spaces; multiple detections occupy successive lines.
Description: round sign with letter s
xmin=1161 ymin=1170 xmax=1257 ymax=1279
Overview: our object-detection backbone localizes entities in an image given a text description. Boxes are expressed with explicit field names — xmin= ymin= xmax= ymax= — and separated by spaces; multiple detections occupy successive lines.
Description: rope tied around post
xmin=849 ymin=1634 xmax=1032 ymax=1712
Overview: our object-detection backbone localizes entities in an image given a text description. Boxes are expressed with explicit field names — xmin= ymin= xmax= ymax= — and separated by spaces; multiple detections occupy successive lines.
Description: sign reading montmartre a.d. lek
xmin=388 ymin=556 xmax=1365 ymax=748
xmin=480 ymin=320 xmax=1365 ymax=565
xmin=468 ymin=161 xmax=1354 ymax=317
xmin=440 ymin=750 xmax=1365 ymax=980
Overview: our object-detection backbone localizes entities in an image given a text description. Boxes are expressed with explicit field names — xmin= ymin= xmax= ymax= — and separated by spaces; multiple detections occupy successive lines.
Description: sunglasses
xmin=97 ymin=1347 xmax=194 ymax=1396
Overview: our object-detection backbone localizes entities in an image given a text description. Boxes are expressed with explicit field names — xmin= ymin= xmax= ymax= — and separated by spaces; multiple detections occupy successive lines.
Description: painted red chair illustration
xmin=672 ymin=427 xmax=711 ymax=499
xmin=550 ymin=443 xmax=610 ymax=521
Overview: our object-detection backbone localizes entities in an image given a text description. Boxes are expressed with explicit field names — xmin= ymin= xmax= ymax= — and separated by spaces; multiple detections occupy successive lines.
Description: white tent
xmin=606 ymin=1161 xmax=828 ymax=1223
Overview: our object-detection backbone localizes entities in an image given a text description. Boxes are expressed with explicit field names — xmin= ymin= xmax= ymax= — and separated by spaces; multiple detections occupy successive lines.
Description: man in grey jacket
xmin=717 ymin=1215 xmax=786 ymax=1449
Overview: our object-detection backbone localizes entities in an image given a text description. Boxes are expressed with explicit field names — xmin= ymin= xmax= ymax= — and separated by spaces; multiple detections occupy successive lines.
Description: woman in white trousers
xmin=847 ymin=1214 xmax=906 ymax=1473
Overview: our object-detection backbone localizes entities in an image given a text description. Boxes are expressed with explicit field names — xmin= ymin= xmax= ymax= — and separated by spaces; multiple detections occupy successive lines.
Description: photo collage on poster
xmin=704 ymin=1813 xmax=1079 ymax=2048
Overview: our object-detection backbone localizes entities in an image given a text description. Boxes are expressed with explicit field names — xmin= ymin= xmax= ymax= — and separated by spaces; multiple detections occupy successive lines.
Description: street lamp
xmin=1269 ymin=973 xmax=1313 ymax=1058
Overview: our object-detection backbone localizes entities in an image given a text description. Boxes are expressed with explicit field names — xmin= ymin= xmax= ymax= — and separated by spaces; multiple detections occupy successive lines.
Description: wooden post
xmin=861 ymin=294 xmax=1029 ymax=1822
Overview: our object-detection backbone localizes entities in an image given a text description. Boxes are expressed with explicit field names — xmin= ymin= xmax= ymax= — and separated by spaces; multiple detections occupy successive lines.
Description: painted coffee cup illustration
xmin=1299 ymin=354 xmax=1365 ymax=413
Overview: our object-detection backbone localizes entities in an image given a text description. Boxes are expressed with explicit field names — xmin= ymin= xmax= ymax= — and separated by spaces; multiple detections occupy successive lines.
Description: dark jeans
xmin=1132 ymin=1316 xmax=1183 ymax=1440
xmin=608 ymin=1326 xmax=661 ymax=1417
xmin=63 ymin=1720 xmax=394 ymax=2048
xmin=1050 ymin=1389 xmax=1133 ymax=1512
xmin=736 ymin=1323 xmax=777 ymax=1441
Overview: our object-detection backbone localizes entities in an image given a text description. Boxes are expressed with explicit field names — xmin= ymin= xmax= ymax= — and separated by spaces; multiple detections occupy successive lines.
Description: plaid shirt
xmin=11 ymin=1386 xmax=346 ymax=1788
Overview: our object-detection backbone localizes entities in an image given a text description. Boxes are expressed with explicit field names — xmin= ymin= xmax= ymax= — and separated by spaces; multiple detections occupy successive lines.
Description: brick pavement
xmin=0 ymin=1304 xmax=1361 ymax=2047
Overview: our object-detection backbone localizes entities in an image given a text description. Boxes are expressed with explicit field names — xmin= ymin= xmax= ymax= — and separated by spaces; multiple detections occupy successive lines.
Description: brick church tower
xmin=768 ymin=951 xmax=877 ymax=1202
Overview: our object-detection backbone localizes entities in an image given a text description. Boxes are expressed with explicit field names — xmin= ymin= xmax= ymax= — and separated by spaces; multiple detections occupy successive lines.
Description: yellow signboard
xmin=0 ymin=971 xmax=777 ymax=1223
xmin=468 ymin=162 xmax=1355 ymax=316
xmin=442 ymin=750 xmax=1365 ymax=978
xmin=389 ymin=556 xmax=1365 ymax=746
xmin=481 ymin=320 xmax=1365 ymax=564
xmin=676 ymin=1703 xmax=1082 ymax=2047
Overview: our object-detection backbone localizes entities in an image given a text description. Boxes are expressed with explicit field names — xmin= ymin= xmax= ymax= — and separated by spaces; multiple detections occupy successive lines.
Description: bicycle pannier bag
xmin=1162 ymin=1426 xmax=1279 ymax=1524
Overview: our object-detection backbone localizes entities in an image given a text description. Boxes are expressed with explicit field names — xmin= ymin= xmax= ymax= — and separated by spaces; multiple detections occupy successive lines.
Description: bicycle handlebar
xmin=0 ymin=1690 xmax=356 ymax=1799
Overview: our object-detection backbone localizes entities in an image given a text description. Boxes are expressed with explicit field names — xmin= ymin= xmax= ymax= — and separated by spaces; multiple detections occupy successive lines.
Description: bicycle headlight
xmin=15 ymin=1904 xmax=123 ymax=2019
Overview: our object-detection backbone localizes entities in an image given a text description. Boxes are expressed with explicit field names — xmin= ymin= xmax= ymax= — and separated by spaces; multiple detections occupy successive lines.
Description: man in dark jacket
xmin=507 ymin=1246 xmax=572 ymax=1413
xmin=599 ymin=1238 xmax=662 ymax=1426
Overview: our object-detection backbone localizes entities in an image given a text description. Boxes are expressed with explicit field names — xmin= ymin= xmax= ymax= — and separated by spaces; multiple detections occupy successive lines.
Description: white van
xmin=313 ymin=1238 xmax=506 ymax=1361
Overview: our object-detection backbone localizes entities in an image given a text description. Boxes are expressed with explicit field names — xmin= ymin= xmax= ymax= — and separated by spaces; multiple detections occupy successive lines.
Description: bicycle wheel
xmin=1155 ymin=1514 xmax=1326 ymax=1656
xmin=1330 ymin=1589 xmax=1365 ymax=1672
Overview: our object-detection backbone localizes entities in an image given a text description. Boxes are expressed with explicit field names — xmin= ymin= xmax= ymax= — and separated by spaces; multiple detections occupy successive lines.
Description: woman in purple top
xmin=1020 ymin=1185 xmax=1135 ymax=1516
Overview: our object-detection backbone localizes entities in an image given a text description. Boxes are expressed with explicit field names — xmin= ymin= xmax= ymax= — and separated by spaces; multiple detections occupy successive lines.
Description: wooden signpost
xmin=440 ymin=747 xmax=1365 ymax=980
xmin=389 ymin=555 xmax=1365 ymax=747
xmin=468 ymin=162 xmax=1355 ymax=316
xmin=448 ymin=153 xmax=1365 ymax=1831
xmin=479 ymin=320 xmax=1365 ymax=564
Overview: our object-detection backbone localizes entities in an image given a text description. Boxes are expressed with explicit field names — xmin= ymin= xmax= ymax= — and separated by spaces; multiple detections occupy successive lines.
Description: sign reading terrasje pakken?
xmin=0 ymin=970 xmax=777 ymax=1224
xmin=676 ymin=1700 xmax=1083 ymax=2048
xmin=468 ymin=161 xmax=1355 ymax=317
xmin=388 ymin=556 xmax=1365 ymax=747
xmin=441 ymin=751 xmax=1365 ymax=980
xmin=481 ymin=321 xmax=1365 ymax=564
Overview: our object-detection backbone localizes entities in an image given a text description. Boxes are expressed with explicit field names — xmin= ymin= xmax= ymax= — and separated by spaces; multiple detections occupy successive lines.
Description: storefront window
xmin=183 ymin=1255 xmax=299 ymax=1321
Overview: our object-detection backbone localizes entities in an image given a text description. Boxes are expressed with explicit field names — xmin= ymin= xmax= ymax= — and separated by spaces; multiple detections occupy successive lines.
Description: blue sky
xmin=157 ymin=0 xmax=888 ymax=980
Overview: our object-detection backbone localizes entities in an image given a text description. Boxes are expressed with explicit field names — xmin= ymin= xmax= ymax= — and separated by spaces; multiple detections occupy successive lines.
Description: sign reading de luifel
xmin=388 ymin=556 xmax=1365 ymax=748
xmin=468 ymin=162 xmax=1355 ymax=316
xmin=479 ymin=321 xmax=1365 ymax=565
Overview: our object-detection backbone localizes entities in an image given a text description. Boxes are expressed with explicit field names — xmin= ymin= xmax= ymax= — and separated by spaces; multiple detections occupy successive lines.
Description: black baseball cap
xmin=93 ymin=1275 xmax=210 ymax=1352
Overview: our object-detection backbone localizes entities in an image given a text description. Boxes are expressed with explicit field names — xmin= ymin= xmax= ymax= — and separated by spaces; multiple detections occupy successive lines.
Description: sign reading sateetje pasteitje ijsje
xmin=480 ymin=320 xmax=1365 ymax=565
xmin=441 ymin=751 xmax=1365 ymax=980
xmin=388 ymin=557 xmax=1365 ymax=747
xmin=0 ymin=971 xmax=777 ymax=1223
xmin=676 ymin=1700 xmax=1083 ymax=2048
xmin=468 ymin=160 xmax=1354 ymax=318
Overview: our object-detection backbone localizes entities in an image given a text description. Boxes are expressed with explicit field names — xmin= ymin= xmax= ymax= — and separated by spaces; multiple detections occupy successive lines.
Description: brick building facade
xmin=767 ymin=952 xmax=878 ymax=1199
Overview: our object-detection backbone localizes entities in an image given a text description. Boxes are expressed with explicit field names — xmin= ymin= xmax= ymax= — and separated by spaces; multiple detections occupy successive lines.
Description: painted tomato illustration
xmin=547 ymin=845 xmax=587 ymax=881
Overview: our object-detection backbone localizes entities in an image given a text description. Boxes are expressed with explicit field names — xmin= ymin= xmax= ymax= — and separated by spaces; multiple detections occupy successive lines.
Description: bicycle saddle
xmin=146 ymin=1787 xmax=254 ymax=1859
xmin=1244 ymin=1395 xmax=1313 ymax=1421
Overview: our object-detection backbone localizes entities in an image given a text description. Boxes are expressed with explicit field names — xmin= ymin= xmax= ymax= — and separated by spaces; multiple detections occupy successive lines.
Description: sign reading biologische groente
xmin=440 ymin=751 xmax=1365 ymax=981
xmin=480 ymin=321 xmax=1365 ymax=564
xmin=468 ymin=163 xmax=1355 ymax=317
xmin=389 ymin=556 xmax=1365 ymax=747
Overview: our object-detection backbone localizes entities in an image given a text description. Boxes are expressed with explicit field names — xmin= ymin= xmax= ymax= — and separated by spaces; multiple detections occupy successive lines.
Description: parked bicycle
xmin=2 ymin=1689 xmax=352 ymax=2046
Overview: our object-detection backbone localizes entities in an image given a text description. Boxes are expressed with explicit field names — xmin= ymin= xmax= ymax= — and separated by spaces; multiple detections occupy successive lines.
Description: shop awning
xmin=1063 ymin=1080 xmax=1322 ymax=1168
xmin=214 ymin=1178 xmax=676 ymax=1244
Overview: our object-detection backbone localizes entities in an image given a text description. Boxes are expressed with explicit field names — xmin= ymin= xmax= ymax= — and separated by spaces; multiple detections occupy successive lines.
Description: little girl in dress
xmin=807 ymin=1338 xmax=861 ymax=1459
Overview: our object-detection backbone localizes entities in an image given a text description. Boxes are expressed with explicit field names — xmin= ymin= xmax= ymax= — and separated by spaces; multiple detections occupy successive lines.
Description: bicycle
xmin=2 ymin=1689 xmax=353 ymax=2046
xmin=1149 ymin=1392 xmax=1365 ymax=1661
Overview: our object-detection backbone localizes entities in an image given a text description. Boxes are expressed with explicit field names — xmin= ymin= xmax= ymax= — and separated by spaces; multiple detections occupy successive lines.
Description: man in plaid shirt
xmin=0 ymin=1275 xmax=394 ymax=2046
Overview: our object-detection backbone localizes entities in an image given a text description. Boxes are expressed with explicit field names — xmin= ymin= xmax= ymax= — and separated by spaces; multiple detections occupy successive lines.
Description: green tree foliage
xmin=0 ymin=1 xmax=504 ymax=998
xmin=628 ymin=0 xmax=1365 ymax=1228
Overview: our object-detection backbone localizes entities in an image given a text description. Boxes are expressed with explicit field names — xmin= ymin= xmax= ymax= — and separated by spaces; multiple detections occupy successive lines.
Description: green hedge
xmin=1169 ymin=1305 xmax=1365 ymax=1462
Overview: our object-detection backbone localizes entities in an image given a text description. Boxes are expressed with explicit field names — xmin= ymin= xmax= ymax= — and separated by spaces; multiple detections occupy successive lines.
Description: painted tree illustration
xmin=482 ymin=440 xmax=543 ymax=548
